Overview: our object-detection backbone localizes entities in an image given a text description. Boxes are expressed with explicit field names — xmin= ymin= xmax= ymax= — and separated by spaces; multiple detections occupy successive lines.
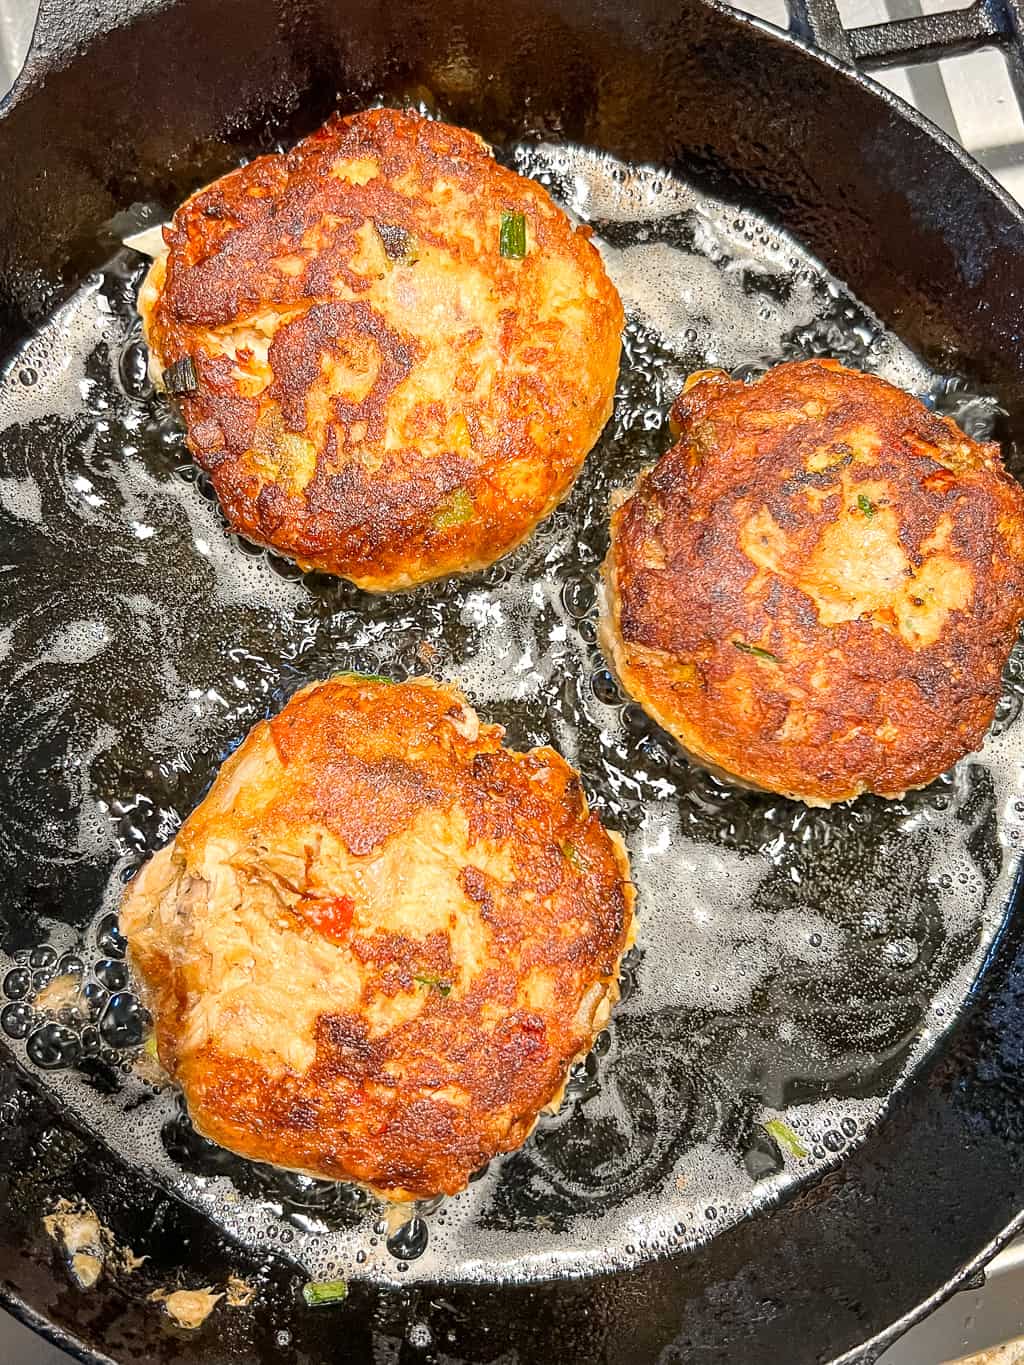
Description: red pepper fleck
xmin=297 ymin=894 xmax=355 ymax=945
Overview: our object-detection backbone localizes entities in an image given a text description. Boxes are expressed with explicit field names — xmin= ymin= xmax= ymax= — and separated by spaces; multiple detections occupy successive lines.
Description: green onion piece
xmin=857 ymin=493 xmax=876 ymax=519
xmin=143 ymin=1034 xmax=158 ymax=1060
xmin=561 ymin=842 xmax=581 ymax=869
xmin=413 ymin=974 xmax=452 ymax=996
xmin=334 ymin=670 xmax=395 ymax=685
xmin=374 ymin=222 xmax=417 ymax=265
xmin=302 ymin=1280 xmax=349 ymax=1308
xmin=499 ymin=211 xmax=527 ymax=259
xmin=763 ymin=1118 xmax=808 ymax=1159
xmin=433 ymin=489 xmax=474 ymax=529
xmin=733 ymin=640 xmax=779 ymax=663
xmin=162 ymin=355 xmax=198 ymax=396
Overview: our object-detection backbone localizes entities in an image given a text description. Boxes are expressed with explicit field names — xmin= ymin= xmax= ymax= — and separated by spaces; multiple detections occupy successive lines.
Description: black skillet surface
xmin=3 ymin=0 xmax=1024 ymax=1361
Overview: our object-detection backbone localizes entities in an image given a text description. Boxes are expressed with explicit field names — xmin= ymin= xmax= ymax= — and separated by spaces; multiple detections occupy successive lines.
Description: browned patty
xmin=120 ymin=676 xmax=634 ymax=1200
xmin=139 ymin=108 xmax=623 ymax=591
xmin=600 ymin=359 xmax=1024 ymax=805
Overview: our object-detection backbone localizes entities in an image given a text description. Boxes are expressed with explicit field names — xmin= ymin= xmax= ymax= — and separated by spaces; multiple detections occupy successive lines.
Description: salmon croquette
xmin=600 ymin=359 xmax=1024 ymax=806
xmin=120 ymin=676 xmax=634 ymax=1200
xmin=138 ymin=108 xmax=623 ymax=591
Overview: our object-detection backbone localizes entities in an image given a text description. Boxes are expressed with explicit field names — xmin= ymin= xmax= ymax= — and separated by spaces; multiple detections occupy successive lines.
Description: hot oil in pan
xmin=0 ymin=139 xmax=1022 ymax=1286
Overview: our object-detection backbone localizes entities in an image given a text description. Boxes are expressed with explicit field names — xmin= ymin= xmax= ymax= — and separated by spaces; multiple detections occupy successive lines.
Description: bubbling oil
xmin=0 ymin=138 xmax=1021 ymax=1288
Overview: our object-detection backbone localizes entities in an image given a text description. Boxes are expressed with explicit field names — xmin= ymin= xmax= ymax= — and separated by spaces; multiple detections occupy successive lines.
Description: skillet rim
xmin=1 ymin=1 xmax=1024 ymax=1362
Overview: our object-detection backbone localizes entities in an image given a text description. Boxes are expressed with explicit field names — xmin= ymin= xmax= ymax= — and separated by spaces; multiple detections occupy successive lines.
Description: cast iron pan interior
xmin=2 ymin=0 xmax=1024 ymax=1361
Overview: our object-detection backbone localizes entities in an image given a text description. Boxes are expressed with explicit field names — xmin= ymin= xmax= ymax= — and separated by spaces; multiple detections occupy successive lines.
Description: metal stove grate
xmin=740 ymin=0 xmax=1024 ymax=202
xmin=792 ymin=0 xmax=1024 ymax=89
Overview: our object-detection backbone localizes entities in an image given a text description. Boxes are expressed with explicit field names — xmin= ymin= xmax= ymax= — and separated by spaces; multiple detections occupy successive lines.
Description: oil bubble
xmin=407 ymin=1322 xmax=432 ymax=1348
xmin=94 ymin=959 xmax=129 ymax=991
xmin=3 ymin=968 xmax=31 ymax=1000
xmin=27 ymin=1022 xmax=82 ymax=1070
xmin=99 ymin=993 xmax=152 ymax=1048
xmin=96 ymin=914 xmax=127 ymax=958
xmin=386 ymin=1216 xmax=429 ymax=1262
xmin=1 ymin=1002 xmax=34 ymax=1039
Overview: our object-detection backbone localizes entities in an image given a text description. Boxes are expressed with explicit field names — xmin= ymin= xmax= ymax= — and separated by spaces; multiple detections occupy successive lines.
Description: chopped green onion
xmin=499 ymin=211 xmax=527 ymax=259
xmin=302 ymin=1279 xmax=349 ymax=1308
xmin=374 ymin=222 xmax=417 ymax=265
xmin=857 ymin=493 xmax=876 ymax=519
xmin=334 ymin=670 xmax=394 ymax=685
xmin=433 ymin=488 xmax=474 ymax=529
xmin=162 ymin=354 xmax=198 ymax=396
xmin=413 ymin=974 xmax=452 ymax=996
xmin=733 ymin=640 xmax=778 ymax=663
xmin=762 ymin=1118 xmax=808 ymax=1159
xmin=561 ymin=842 xmax=581 ymax=868
xmin=143 ymin=1034 xmax=158 ymax=1060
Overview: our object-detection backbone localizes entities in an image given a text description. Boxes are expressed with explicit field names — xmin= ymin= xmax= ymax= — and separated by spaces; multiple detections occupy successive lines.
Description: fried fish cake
xmin=600 ymin=359 xmax=1024 ymax=806
xmin=121 ymin=676 xmax=634 ymax=1200
xmin=139 ymin=108 xmax=623 ymax=591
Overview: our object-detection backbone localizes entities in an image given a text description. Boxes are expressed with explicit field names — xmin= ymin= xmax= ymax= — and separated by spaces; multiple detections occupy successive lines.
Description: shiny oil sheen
xmin=0 ymin=135 xmax=1021 ymax=1288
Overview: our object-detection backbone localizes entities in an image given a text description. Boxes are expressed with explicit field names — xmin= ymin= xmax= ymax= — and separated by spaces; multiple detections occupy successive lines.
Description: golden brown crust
xmin=140 ymin=108 xmax=623 ymax=591
xmin=121 ymin=676 xmax=633 ymax=1199
xmin=601 ymin=359 xmax=1024 ymax=805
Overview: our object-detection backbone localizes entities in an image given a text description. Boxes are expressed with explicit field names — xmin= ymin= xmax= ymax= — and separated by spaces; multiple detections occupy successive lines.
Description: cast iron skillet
xmin=2 ymin=0 xmax=1024 ymax=1361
